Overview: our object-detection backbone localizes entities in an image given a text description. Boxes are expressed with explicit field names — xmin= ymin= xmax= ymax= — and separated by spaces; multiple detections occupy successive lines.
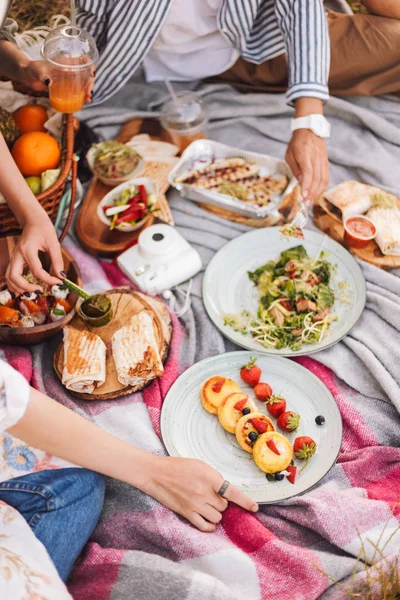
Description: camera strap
xmin=165 ymin=278 xmax=193 ymax=317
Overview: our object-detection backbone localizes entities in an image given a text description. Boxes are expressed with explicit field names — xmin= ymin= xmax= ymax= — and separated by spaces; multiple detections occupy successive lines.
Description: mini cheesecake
xmin=218 ymin=392 xmax=257 ymax=434
xmin=253 ymin=431 xmax=293 ymax=474
xmin=236 ymin=412 xmax=275 ymax=453
xmin=200 ymin=376 xmax=241 ymax=415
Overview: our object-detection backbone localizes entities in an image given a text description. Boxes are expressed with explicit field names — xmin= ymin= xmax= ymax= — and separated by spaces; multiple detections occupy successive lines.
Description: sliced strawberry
xmin=250 ymin=418 xmax=268 ymax=434
xmin=286 ymin=465 xmax=297 ymax=484
xmin=234 ymin=398 xmax=248 ymax=412
xmin=266 ymin=438 xmax=280 ymax=455
xmin=211 ymin=377 xmax=225 ymax=393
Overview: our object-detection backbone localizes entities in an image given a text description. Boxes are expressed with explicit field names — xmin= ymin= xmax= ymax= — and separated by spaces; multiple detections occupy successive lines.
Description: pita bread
xmin=322 ymin=181 xmax=383 ymax=222
xmin=62 ymin=327 xmax=106 ymax=394
xmin=126 ymin=139 xmax=179 ymax=159
xmin=112 ymin=310 xmax=164 ymax=387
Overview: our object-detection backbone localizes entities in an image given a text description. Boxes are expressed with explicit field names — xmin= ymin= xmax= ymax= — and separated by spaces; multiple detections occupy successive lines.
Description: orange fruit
xmin=12 ymin=132 xmax=61 ymax=177
xmin=13 ymin=104 xmax=48 ymax=134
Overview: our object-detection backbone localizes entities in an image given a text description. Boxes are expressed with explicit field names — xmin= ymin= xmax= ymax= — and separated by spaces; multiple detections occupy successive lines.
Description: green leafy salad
xmin=224 ymin=245 xmax=336 ymax=351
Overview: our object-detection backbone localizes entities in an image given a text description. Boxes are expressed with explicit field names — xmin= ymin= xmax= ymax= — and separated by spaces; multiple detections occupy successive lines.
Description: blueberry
xmin=315 ymin=415 xmax=326 ymax=426
xmin=242 ymin=407 xmax=251 ymax=416
xmin=275 ymin=472 xmax=285 ymax=481
xmin=248 ymin=431 xmax=258 ymax=443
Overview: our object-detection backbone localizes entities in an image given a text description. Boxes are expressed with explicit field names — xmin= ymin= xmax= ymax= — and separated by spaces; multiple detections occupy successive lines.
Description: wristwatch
xmin=291 ymin=114 xmax=331 ymax=139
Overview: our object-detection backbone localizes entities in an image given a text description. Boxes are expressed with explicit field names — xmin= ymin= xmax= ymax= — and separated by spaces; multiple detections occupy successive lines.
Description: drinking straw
xmin=70 ymin=0 xmax=77 ymax=27
xmin=164 ymin=78 xmax=178 ymax=102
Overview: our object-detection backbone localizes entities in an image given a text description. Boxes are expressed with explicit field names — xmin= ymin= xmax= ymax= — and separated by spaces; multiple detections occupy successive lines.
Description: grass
xmin=316 ymin=519 xmax=400 ymax=599
xmin=9 ymin=0 xmax=69 ymax=31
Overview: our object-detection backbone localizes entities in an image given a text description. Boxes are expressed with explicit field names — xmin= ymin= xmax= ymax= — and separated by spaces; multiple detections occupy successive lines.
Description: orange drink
xmin=41 ymin=25 xmax=98 ymax=114
xmin=49 ymin=81 xmax=86 ymax=113
xmin=160 ymin=92 xmax=208 ymax=155
xmin=48 ymin=68 xmax=90 ymax=113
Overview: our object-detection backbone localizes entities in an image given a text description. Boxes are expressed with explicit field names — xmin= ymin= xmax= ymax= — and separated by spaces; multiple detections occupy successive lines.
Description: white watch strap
xmin=291 ymin=115 xmax=331 ymax=138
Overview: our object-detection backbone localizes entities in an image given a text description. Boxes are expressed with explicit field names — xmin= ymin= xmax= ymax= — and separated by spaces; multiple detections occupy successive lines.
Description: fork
xmin=290 ymin=196 xmax=310 ymax=229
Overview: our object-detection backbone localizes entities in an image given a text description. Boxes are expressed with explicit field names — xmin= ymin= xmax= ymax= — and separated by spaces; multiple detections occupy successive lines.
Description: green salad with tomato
xmin=224 ymin=245 xmax=337 ymax=351
xmin=102 ymin=184 xmax=157 ymax=230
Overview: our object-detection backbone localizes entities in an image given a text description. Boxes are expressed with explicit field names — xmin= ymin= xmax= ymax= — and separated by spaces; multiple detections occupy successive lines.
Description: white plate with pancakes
xmin=160 ymin=351 xmax=342 ymax=503
xmin=202 ymin=227 xmax=366 ymax=357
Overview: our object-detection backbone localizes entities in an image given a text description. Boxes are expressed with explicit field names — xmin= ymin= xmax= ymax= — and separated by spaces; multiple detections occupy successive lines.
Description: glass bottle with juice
xmin=41 ymin=25 xmax=98 ymax=114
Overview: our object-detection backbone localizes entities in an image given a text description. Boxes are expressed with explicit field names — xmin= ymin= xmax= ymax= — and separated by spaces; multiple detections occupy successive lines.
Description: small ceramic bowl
xmin=86 ymin=143 xmax=144 ymax=187
xmin=97 ymin=177 xmax=157 ymax=233
xmin=77 ymin=294 xmax=113 ymax=328
xmin=343 ymin=215 xmax=377 ymax=249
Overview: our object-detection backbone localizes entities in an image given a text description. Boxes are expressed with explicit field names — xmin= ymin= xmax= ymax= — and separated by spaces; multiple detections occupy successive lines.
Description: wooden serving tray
xmin=53 ymin=287 xmax=172 ymax=400
xmin=75 ymin=118 xmax=176 ymax=258
xmin=313 ymin=196 xmax=400 ymax=269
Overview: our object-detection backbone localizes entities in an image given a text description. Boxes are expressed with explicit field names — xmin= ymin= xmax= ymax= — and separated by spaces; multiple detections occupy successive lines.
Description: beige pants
xmin=214 ymin=11 xmax=400 ymax=98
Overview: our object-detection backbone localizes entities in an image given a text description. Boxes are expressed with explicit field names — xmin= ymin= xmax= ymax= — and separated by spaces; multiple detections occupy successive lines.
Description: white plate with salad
xmin=97 ymin=178 xmax=158 ymax=232
xmin=203 ymin=227 xmax=366 ymax=356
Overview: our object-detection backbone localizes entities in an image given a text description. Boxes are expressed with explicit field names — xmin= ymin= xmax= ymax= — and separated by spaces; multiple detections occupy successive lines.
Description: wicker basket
xmin=0 ymin=109 xmax=77 ymax=241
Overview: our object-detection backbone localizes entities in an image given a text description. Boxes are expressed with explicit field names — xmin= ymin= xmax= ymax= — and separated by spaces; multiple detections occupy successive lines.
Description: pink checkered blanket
xmin=3 ymin=227 xmax=400 ymax=600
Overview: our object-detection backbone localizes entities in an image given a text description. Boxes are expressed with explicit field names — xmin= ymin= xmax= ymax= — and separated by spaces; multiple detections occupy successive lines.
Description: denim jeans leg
xmin=0 ymin=467 xmax=105 ymax=582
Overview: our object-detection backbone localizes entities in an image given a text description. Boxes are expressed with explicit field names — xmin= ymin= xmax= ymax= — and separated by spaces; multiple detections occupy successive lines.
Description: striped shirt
xmin=78 ymin=0 xmax=330 ymax=106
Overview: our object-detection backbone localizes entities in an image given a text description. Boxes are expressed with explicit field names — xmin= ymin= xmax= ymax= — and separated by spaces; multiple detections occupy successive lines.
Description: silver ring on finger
xmin=217 ymin=480 xmax=230 ymax=498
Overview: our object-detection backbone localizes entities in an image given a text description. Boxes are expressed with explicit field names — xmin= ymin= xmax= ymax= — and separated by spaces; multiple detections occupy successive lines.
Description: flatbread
xmin=111 ymin=310 xmax=164 ymax=387
xmin=368 ymin=206 xmax=400 ymax=255
xmin=322 ymin=181 xmax=382 ymax=222
xmin=62 ymin=327 xmax=106 ymax=394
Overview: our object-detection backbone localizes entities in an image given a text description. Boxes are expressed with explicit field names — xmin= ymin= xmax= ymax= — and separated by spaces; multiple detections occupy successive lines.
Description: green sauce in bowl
xmin=78 ymin=294 xmax=113 ymax=327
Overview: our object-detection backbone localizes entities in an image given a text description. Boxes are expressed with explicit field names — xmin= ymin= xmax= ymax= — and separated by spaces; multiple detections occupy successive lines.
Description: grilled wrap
xmin=62 ymin=327 xmax=106 ymax=394
xmin=112 ymin=310 xmax=164 ymax=387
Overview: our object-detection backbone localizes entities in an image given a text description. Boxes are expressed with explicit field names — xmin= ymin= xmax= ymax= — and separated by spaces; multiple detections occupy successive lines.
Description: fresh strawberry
xmin=211 ymin=377 xmax=225 ymax=393
xmin=286 ymin=465 xmax=297 ymax=484
xmin=266 ymin=438 xmax=280 ymax=455
xmin=266 ymin=395 xmax=286 ymax=418
xmin=240 ymin=357 xmax=261 ymax=387
xmin=254 ymin=382 xmax=273 ymax=401
xmin=234 ymin=398 xmax=248 ymax=412
xmin=293 ymin=436 xmax=317 ymax=470
xmin=250 ymin=418 xmax=268 ymax=434
xmin=277 ymin=411 xmax=300 ymax=432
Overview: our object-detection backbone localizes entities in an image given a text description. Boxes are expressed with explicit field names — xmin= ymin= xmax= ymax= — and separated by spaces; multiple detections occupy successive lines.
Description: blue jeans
xmin=0 ymin=468 xmax=105 ymax=582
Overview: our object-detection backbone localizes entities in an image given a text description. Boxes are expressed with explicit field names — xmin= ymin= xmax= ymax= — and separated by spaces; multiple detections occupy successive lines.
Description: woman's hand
xmin=286 ymin=129 xmax=329 ymax=202
xmin=18 ymin=60 xmax=95 ymax=103
xmin=6 ymin=211 xmax=64 ymax=295
xmin=144 ymin=456 xmax=258 ymax=532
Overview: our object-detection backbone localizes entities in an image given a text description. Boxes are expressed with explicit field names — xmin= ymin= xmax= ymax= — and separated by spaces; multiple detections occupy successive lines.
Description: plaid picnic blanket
xmin=3 ymin=230 xmax=398 ymax=600
xmin=3 ymin=74 xmax=400 ymax=598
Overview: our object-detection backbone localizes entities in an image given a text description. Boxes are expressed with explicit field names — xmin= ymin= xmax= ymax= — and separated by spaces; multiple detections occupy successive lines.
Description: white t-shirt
xmin=143 ymin=0 xmax=239 ymax=82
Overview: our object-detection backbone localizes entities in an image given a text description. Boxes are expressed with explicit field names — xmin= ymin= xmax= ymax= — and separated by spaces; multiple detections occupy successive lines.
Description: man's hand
xmin=285 ymin=129 xmax=329 ymax=202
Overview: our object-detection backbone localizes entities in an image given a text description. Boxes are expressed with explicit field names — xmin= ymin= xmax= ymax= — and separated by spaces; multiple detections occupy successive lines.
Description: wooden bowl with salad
xmin=87 ymin=141 xmax=144 ymax=187
xmin=0 ymin=247 xmax=82 ymax=346
xmin=97 ymin=178 xmax=158 ymax=232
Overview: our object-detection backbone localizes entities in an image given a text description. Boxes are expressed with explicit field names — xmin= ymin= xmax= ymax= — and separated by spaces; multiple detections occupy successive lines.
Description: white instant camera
xmin=116 ymin=224 xmax=202 ymax=295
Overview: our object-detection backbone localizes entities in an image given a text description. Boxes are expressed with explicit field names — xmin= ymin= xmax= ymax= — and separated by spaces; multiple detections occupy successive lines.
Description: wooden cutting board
xmin=75 ymin=118 xmax=176 ymax=258
xmin=53 ymin=287 xmax=172 ymax=400
xmin=313 ymin=196 xmax=400 ymax=269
